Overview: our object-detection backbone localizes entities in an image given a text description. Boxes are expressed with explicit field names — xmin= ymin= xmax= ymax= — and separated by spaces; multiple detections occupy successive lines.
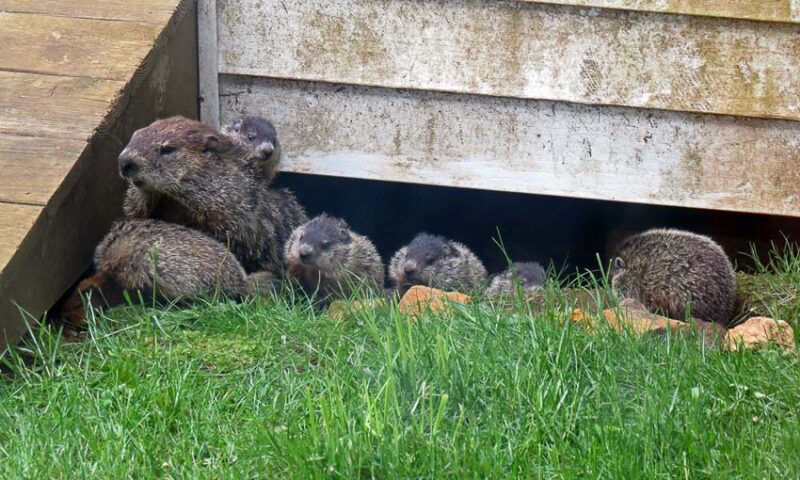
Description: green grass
xmin=1 ymin=259 xmax=799 ymax=478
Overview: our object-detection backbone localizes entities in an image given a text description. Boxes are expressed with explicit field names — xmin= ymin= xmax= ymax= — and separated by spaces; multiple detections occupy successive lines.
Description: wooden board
xmin=0 ymin=0 xmax=198 ymax=347
xmin=0 ymin=0 xmax=180 ymax=23
xmin=524 ymin=1 xmax=800 ymax=24
xmin=0 ymin=134 xmax=86 ymax=205
xmin=218 ymin=0 xmax=800 ymax=121
xmin=198 ymin=0 xmax=220 ymax=127
xmin=0 ymin=71 xmax=123 ymax=140
xmin=0 ymin=12 xmax=162 ymax=80
xmin=220 ymin=76 xmax=800 ymax=217
xmin=0 ymin=203 xmax=40 ymax=270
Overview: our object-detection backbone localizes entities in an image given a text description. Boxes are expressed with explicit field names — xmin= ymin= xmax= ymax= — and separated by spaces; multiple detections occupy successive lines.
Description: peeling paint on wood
xmin=522 ymin=0 xmax=800 ymax=24
xmin=218 ymin=0 xmax=800 ymax=121
xmin=220 ymin=76 xmax=800 ymax=217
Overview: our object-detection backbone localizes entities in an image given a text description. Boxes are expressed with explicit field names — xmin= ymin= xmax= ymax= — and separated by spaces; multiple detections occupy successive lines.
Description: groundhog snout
xmin=298 ymin=244 xmax=314 ymax=263
xmin=117 ymin=149 xmax=140 ymax=179
xmin=403 ymin=260 xmax=417 ymax=275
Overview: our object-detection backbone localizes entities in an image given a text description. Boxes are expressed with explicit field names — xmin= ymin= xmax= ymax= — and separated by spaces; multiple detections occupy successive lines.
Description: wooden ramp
xmin=0 ymin=0 xmax=198 ymax=348
xmin=202 ymin=0 xmax=800 ymax=218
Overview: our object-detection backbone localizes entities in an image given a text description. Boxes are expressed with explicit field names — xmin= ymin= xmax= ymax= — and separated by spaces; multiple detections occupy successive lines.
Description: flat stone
xmin=397 ymin=286 xmax=471 ymax=316
xmin=602 ymin=299 xmax=690 ymax=335
xmin=724 ymin=316 xmax=796 ymax=352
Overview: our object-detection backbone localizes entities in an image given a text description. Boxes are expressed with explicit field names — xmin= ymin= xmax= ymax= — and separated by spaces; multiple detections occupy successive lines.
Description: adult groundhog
xmin=610 ymin=228 xmax=737 ymax=325
xmin=285 ymin=214 xmax=384 ymax=301
xmin=389 ymin=233 xmax=487 ymax=295
xmin=487 ymin=261 xmax=547 ymax=297
xmin=61 ymin=219 xmax=258 ymax=324
xmin=221 ymin=115 xmax=281 ymax=184
xmin=118 ymin=116 xmax=307 ymax=274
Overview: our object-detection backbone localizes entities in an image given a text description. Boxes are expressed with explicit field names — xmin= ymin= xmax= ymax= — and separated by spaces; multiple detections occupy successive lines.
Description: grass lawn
xmin=1 ymin=247 xmax=799 ymax=478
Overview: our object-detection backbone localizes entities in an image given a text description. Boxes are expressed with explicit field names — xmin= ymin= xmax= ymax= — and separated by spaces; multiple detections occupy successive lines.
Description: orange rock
xmin=570 ymin=308 xmax=597 ymax=329
xmin=723 ymin=316 xmax=796 ymax=352
xmin=397 ymin=286 xmax=471 ymax=316
xmin=602 ymin=299 xmax=689 ymax=335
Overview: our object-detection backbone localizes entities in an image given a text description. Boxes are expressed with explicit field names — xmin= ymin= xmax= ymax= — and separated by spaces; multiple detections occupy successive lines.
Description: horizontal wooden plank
xmin=0 ymin=0 xmax=180 ymax=23
xmin=0 ymin=202 xmax=41 ymax=272
xmin=0 ymin=71 xmax=124 ymax=140
xmin=0 ymin=12 xmax=161 ymax=80
xmin=218 ymin=0 xmax=800 ymax=121
xmin=524 ymin=1 xmax=800 ymax=24
xmin=220 ymin=75 xmax=800 ymax=217
xmin=0 ymin=134 xmax=86 ymax=205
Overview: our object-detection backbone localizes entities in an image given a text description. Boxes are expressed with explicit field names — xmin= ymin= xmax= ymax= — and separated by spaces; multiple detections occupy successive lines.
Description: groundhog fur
xmin=389 ymin=233 xmax=487 ymax=295
xmin=221 ymin=115 xmax=282 ymax=184
xmin=118 ymin=116 xmax=307 ymax=274
xmin=610 ymin=228 xmax=737 ymax=325
xmin=285 ymin=214 xmax=384 ymax=301
xmin=61 ymin=219 xmax=266 ymax=325
xmin=487 ymin=261 xmax=547 ymax=297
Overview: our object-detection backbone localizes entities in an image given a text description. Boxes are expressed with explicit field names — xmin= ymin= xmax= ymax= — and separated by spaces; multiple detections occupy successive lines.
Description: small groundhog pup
xmin=487 ymin=261 xmax=547 ymax=297
xmin=118 ymin=116 xmax=307 ymax=274
xmin=389 ymin=233 xmax=487 ymax=295
xmin=610 ymin=228 xmax=737 ymax=325
xmin=221 ymin=115 xmax=282 ymax=184
xmin=285 ymin=214 xmax=384 ymax=301
xmin=61 ymin=219 xmax=256 ymax=324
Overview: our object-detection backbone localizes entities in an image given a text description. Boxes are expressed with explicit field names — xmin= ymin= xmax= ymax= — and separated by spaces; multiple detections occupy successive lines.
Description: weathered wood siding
xmin=524 ymin=1 xmax=800 ymax=24
xmin=205 ymin=0 xmax=800 ymax=216
xmin=221 ymin=77 xmax=800 ymax=216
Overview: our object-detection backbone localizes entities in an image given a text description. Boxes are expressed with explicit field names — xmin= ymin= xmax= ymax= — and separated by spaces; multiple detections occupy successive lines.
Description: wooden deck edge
xmin=0 ymin=0 xmax=198 ymax=349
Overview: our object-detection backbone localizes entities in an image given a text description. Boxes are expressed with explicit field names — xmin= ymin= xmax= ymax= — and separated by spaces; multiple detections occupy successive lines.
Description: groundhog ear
xmin=612 ymin=257 xmax=626 ymax=271
xmin=201 ymin=134 xmax=221 ymax=154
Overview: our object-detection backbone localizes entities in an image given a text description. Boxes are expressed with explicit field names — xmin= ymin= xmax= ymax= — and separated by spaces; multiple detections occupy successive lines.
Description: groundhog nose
xmin=117 ymin=155 xmax=138 ymax=179
xmin=298 ymin=245 xmax=314 ymax=263
xmin=403 ymin=262 xmax=416 ymax=274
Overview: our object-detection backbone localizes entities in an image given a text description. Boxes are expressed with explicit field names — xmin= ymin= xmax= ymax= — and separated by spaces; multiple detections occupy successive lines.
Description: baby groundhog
xmin=389 ymin=233 xmax=488 ymax=295
xmin=610 ymin=228 xmax=737 ymax=325
xmin=487 ymin=261 xmax=547 ymax=297
xmin=61 ymin=219 xmax=253 ymax=324
xmin=221 ymin=115 xmax=282 ymax=184
xmin=284 ymin=214 xmax=384 ymax=301
xmin=118 ymin=116 xmax=307 ymax=274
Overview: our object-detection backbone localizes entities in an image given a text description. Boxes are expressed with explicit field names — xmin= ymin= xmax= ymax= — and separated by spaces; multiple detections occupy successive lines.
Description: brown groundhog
xmin=389 ymin=233 xmax=487 ymax=295
xmin=61 ymin=219 xmax=259 ymax=325
xmin=221 ymin=115 xmax=282 ymax=184
xmin=487 ymin=261 xmax=547 ymax=297
xmin=610 ymin=228 xmax=737 ymax=325
xmin=118 ymin=116 xmax=308 ymax=274
xmin=284 ymin=214 xmax=384 ymax=301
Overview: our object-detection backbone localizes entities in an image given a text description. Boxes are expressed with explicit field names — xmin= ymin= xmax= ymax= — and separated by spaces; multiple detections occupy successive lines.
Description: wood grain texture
xmin=0 ymin=71 xmax=123 ymax=140
xmin=523 ymin=0 xmax=800 ymax=24
xmin=0 ymin=0 xmax=180 ymax=23
xmin=0 ymin=0 xmax=197 ymax=347
xmin=220 ymin=76 xmax=800 ymax=217
xmin=198 ymin=0 xmax=220 ymax=127
xmin=0 ymin=134 xmax=86 ymax=205
xmin=0 ymin=12 xmax=161 ymax=80
xmin=218 ymin=0 xmax=800 ymax=121
xmin=0 ymin=203 xmax=40 ymax=272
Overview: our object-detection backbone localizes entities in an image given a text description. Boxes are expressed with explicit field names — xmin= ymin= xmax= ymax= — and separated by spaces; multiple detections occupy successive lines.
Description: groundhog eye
xmin=159 ymin=145 xmax=177 ymax=155
xmin=321 ymin=241 xmax=332 ymax=249
xmin=247 ymin=132 xmax=257 ymax=141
